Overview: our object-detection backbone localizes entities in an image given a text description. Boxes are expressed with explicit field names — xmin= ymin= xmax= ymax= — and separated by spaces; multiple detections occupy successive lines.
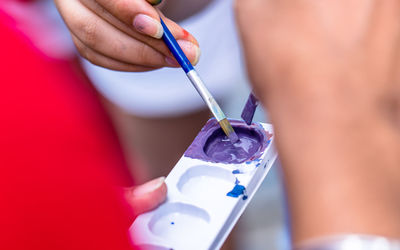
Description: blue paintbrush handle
xmin=159 ymin=17 xmax=225 ymax=121
xmin=160 ymin=18 xmax=194 ymax=73
xmin=159 ymin=17 xmax=238 ymax=140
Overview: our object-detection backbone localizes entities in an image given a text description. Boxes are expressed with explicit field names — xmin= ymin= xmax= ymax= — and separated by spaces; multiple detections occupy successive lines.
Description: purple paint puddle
xmin=204 ymin=129 xmax=261 ymax=163
xmin=227 ymin=184 xmax=248 ymax=200
xmin=185 ymin=119 xmax=272 ymax=164
xmin=241 ymin=93 xmax=259 ymax=125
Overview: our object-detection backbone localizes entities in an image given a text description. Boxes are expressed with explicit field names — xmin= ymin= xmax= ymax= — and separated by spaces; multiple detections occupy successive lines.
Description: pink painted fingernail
xmin=133 ymin=14 xmax=163 ymax=39
xmin=132 ymin=176 xmax=165 ymax=196
xmin=177 ymin=40 xmax=201 ymax=65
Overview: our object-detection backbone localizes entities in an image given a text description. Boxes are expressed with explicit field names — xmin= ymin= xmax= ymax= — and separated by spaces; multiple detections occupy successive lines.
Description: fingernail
xmin=148 ymin=0 xmax=163 ymax=5
xmin=132 ymin=176 xmax=165 ymax=196
xmin=133 ymin=14 xmax=163 ymax=39
xmin=165 ymin=56 xmax=179 ymax=67
xmin=177 ymin=40 xmax=201 ymax=65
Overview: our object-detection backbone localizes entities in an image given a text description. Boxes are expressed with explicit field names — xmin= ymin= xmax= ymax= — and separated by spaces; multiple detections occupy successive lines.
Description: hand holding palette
xmin=130 ymin=119 xmax=277 ymax=250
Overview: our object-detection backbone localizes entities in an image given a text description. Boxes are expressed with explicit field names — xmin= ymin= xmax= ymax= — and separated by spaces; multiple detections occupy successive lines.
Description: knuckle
xmin=79 ymin=18 xmax=99 ymax=48
xmin=114 ymin=0 xmax=130 ymax=18
xmin=110 ymin=39 xmax=126 ymax=58
xmin=135 ymin=44 xmax=162 ymax=66
xmin=134 ymin=42 xmax=148 ymax=65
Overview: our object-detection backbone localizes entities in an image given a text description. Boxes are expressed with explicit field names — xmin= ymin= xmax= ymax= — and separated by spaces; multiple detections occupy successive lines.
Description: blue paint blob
xmin=171 ymin=222 xmax=175 ymax=225
xmin=246 ymin=161 xmax=252 ymax=165
xmin=232 ymin=169 xmax=241 ymax=174
xmin=227 ymin=184 xmax=246 ymax=199
xmin=256 ymin=163 xmax=261 ymax=167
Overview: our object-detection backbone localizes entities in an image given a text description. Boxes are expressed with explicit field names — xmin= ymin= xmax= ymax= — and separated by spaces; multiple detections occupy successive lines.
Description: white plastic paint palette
xmin=130 ymin=119 xmax=277 ymax=250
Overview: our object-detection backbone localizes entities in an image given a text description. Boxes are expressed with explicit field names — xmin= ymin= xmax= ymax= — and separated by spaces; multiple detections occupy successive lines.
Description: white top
xmin=82 ymin=0 xmax=245 ymax=117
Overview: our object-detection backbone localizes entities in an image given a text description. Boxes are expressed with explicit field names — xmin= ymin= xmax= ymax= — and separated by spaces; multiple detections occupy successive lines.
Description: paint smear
xmin=241 ymin=93 xmax=259 ymax=125
xmin=185 ymin=119 xmax=272 ymax=164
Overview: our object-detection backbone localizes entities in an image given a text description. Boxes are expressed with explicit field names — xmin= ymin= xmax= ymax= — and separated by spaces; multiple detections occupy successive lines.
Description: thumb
xmin=125 ymin=176 xmax=167 ymax=220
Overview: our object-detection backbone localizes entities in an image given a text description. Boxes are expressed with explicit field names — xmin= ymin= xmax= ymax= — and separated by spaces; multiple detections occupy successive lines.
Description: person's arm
xmin=235 ymin=0 xmax=400 ymax=243
xmin=54 ymin=0 xmax=200 ymax=71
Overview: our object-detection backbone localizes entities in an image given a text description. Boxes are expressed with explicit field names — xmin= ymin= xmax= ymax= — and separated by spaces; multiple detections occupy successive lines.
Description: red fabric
xmin=0 ymin=10 xmax=136 ymax=250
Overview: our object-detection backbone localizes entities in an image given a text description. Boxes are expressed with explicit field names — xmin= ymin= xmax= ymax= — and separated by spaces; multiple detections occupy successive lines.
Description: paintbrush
xmin=241 ymin=93 xmax=259 ymax=125
xmin=160 ymin=18 xmax=239 ymax=143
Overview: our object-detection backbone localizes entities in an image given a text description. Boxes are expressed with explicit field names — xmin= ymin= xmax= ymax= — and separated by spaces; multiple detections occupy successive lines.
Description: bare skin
xmin=159 ymin=0 xmax=214 ymax=22
xmin=124 ymin=176 xmax=167 ymax=220
xmin=235 ymin=0 xmax=400 ymax=244
xmin=97 ymin=0 xmax=216 ymax=183
xmin=54 ymin=0 xmax=215 ymax=180
xmin=54 ymin=0 xmax=200 ymax=71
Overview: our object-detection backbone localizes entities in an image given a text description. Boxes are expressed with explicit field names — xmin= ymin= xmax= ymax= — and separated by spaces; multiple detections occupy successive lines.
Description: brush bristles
xmin=219 ymin=119 xmax=239 ymax=143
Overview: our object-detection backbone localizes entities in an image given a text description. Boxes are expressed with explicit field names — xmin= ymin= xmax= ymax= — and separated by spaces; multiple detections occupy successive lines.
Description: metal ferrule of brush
xmin=186 ymin=70 xmax=226 ymax=122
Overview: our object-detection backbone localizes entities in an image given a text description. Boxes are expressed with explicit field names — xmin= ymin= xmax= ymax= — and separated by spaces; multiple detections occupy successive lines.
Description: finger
xmin=80 ymin=0 xmax=200 ymax=63
xmin=125 ymin=177 xmax=167 ymax=219
xmin=157 ymin=10 xmax=199 ymax=46
xmin=147 ymin=0 xmax=162 ymax=6
xmin=63 ymin=0 xmax=179 ymax=67
xmin=81 ymin=0 xmax=198 ymax=44
xmin=71 ymin=34 xmax=161 ymax=72
xmin=93 ymin=0 xmax=163 ymax=38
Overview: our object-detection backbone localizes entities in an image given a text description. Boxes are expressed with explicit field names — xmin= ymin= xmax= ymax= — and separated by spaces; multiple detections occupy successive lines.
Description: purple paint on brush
xmin=228 ymin=131 xmax=239 ymax=144
xmin=241 ymin=93 xmax=259 ymax=125
xmin=184 ymin=119 xmax=272 ymax=164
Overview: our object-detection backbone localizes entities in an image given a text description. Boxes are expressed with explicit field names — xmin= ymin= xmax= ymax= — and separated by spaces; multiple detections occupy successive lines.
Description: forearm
xmin=267 ymin=95 xmax=400 ymax=242
xmin=235 ymin=0 xmax=400 ymax=243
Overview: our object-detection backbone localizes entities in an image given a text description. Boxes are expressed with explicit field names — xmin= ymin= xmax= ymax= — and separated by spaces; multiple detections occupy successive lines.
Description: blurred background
xmin=1 ymin=0 xmax=289 ymax=249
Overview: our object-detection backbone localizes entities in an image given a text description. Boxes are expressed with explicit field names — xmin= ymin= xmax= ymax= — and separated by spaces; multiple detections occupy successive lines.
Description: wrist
xmin=276 ymin=116 xmax=400 ymax=242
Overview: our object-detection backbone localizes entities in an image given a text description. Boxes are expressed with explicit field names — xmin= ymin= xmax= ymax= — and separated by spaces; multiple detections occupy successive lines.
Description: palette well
xmin=130 ymin=119 xmax=277 ymax=250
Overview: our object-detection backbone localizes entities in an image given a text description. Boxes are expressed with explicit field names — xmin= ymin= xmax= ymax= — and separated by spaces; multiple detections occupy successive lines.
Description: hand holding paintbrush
xmin=54 ymin=0 xmax=200 ymax=71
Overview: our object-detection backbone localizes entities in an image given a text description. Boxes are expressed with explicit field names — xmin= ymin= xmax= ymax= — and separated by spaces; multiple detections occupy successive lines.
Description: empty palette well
xmin=177 ymin=165 xmax=236 ymax=203
xmin=148 ymin=202 xmax=210 ymax=247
